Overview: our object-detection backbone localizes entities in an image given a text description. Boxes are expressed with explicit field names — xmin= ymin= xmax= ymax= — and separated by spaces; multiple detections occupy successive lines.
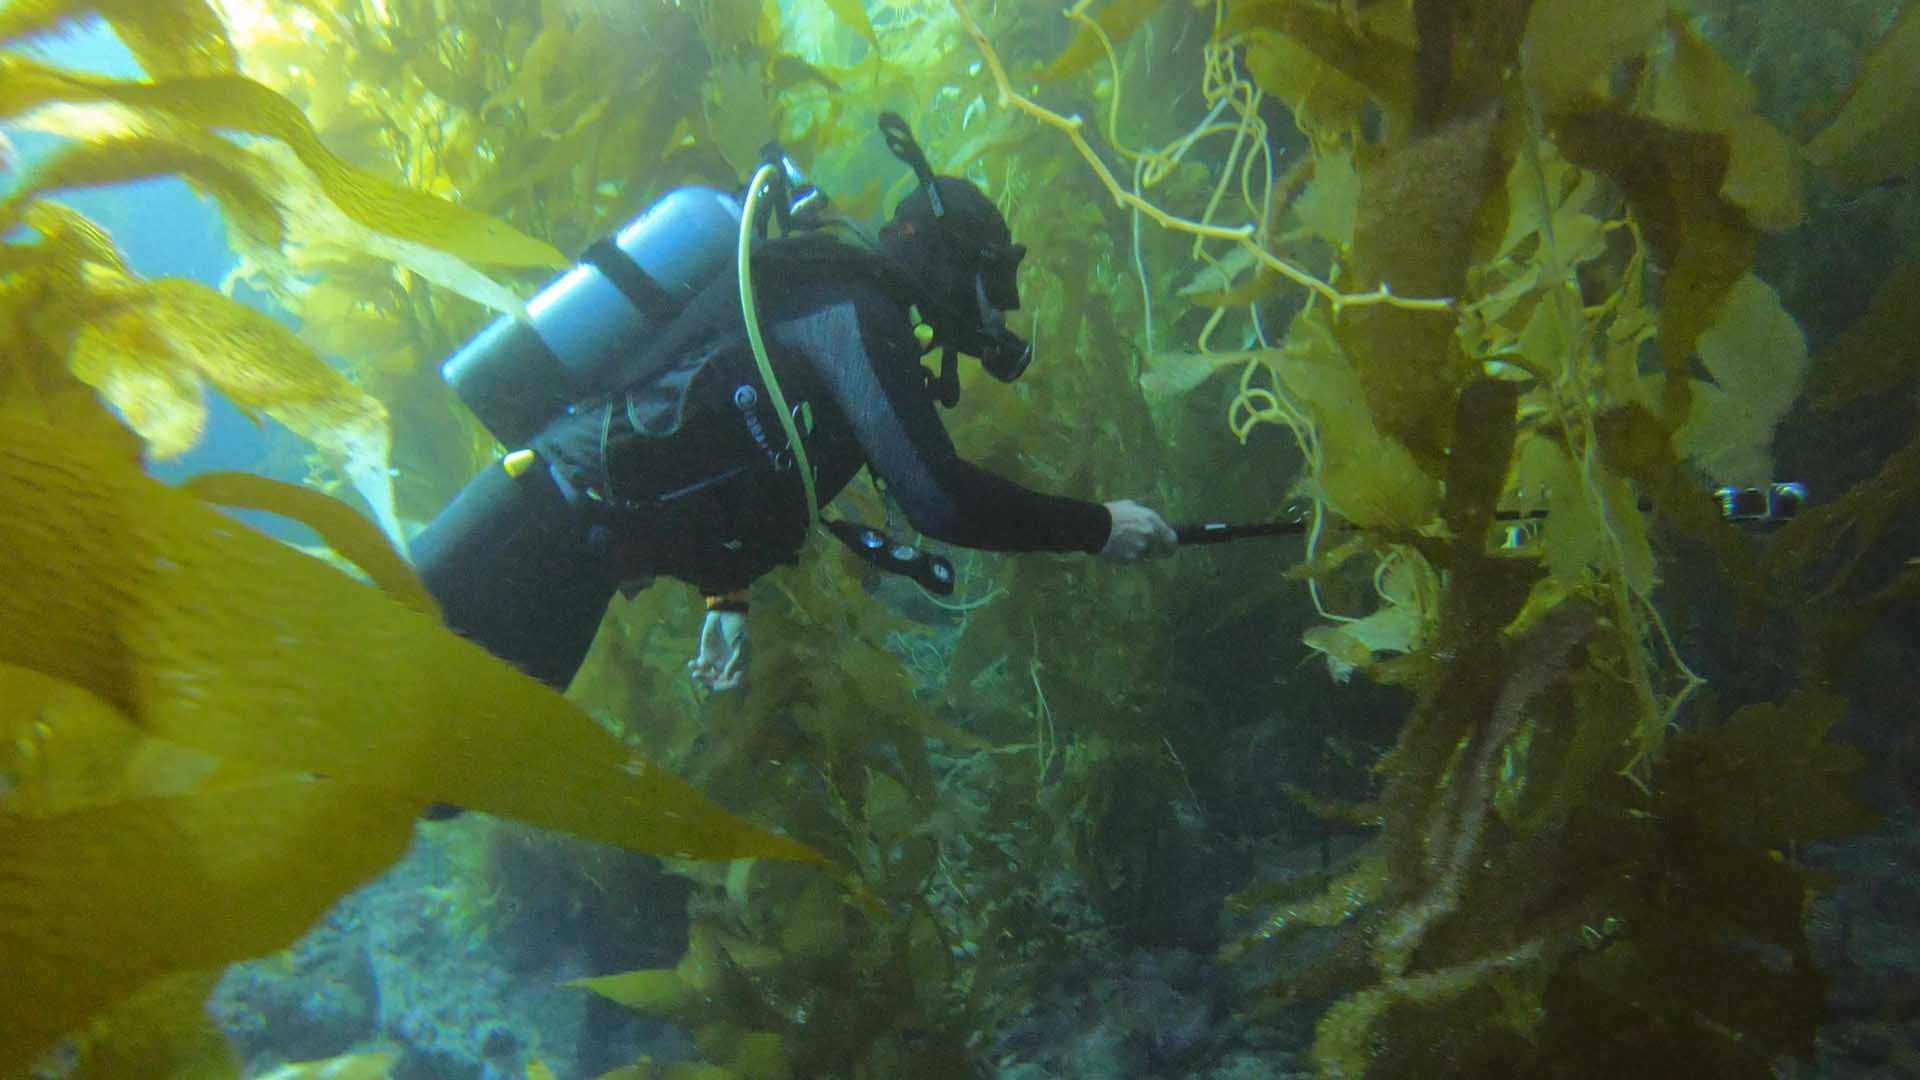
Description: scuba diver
xmin=413 ymin=114 xmax=1178 ymax=693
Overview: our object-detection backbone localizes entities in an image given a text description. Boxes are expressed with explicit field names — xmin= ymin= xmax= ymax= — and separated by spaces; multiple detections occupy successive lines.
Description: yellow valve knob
xmin=501 ymin=448 xmax=538 ymax=479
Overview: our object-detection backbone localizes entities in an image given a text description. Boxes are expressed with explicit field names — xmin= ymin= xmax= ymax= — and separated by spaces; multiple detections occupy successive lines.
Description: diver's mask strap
xmin=879 ymin=112 xmax=942 ymax=216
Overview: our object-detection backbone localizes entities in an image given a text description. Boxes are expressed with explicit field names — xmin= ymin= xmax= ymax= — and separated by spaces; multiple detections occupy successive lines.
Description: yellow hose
xmin=739 ymin=164 xmax=820 ymax=533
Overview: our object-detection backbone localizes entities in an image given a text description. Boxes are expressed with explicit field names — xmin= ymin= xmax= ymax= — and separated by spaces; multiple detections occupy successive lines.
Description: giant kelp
xmin=569 ymin=0 xmax=1888 ymax=1069
xmin=8 ymin=0 xmax=1916 ymax=1075
xmin=11 ymin=2 xmax=1026 ymax=1073
xmin=0 ymin=0 xmax=577 ymax=542
xmin=971 ymin=0 xmax=1893 ymax=1073
xmin=0 ymin=17 xmax=840 ymax=1061
xmin=891 ymin=0 xmax=1904 ymax=1074
xmin=0 ymin=374 xmax=827 ymax=1072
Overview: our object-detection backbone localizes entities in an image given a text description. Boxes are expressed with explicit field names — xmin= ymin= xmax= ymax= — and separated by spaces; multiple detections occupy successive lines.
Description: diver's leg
xmin=412 ymin=460 xmax=618 ymax=690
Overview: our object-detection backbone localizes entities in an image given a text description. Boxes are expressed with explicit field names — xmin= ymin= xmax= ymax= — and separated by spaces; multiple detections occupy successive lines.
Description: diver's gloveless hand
xmin=1099 ymin=499 xmax=1178 ymax=561
xmin=688 ymin=610 xmax=749 ymax=692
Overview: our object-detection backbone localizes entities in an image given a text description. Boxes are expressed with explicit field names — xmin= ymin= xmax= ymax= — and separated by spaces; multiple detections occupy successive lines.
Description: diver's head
xmin=876 ymin=115 xmax=1032 ymax=382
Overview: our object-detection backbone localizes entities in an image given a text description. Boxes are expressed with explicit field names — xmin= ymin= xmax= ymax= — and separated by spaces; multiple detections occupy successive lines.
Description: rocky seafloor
xmin=214 ymin=796 xmax=1920 ymax=1079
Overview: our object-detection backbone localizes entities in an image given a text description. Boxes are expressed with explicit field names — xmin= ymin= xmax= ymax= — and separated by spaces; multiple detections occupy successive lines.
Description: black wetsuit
xmin=414 ymin=238 xmax=1110 ymax=689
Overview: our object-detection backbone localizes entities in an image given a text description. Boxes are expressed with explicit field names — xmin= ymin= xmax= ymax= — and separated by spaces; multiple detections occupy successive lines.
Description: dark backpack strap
xmin=925 ymin=346 xmax=961 ymax=408
xmin=581 ymin=238 xmax=682 ymax=328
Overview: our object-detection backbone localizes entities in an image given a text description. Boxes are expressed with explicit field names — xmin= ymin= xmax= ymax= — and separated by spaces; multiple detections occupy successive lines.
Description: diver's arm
xmin=778 ymin=294 xmax=1115 ymax=554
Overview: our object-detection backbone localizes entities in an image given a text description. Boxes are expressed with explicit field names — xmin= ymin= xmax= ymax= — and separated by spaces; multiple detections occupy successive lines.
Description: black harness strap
xmin=582 ymin=239 xmax=683 ymax=327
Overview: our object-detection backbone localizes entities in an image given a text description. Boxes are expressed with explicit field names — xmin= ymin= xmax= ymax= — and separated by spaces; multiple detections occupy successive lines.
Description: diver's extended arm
xmin=777 ymin=291 xmax=1115 ymax=553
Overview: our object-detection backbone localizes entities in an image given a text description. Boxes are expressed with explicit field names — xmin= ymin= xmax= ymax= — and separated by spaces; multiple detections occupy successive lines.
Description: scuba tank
xmin=441 ymin=158 xmax=824 ymax=449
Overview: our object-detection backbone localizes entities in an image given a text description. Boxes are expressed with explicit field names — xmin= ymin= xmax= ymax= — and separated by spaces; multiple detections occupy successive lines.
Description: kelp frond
xmin=0 ymin=394 xmax=826 ymax=1074
xmin=0 ymin=54 xmax=566 ymax=272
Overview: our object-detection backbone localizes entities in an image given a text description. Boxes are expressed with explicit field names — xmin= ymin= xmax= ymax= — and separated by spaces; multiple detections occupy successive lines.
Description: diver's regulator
xmin=441 ymin=153 xmax=825 ymax=450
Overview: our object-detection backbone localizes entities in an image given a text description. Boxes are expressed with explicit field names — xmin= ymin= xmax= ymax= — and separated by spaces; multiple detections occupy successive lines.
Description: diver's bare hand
xmin=1100 ymin=499 xmax=1178 ymax=561
xmin=688 ymin=610 xmax=749 ymax=693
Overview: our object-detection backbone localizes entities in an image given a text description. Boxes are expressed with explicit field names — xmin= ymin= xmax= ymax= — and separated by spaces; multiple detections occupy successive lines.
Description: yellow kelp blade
xmin=0 ymin=133 xmax=288 ymax=249
xmin=1140 ymin=349 xmax=1265 ymax=404
xmin=10 ymin=97 xmax=528 ymax=315
xmin=572 ymin=968 xmax=698 ymax=1014
xmin=68 ymin=269 xmax=406 ymax=549
xmin=0 ymin=415 xmax=827 ymax=868
xmin=1645 ymin=23 xmax=1807 ymax=233
xmin=0 ymin=772 xmax=416 ymax=1077
xmin=1518 ymin=0 xmax=1664 ymax=111
xmin=256 ymin=1052 xmax=397 ymax=1080
xmin=182 ymin=471 xmax=437 ymax=618
xmin=0 ymin=0 xmax=237 ymax=79
xmin=0 ymin=301 xmax=148 ymax=462
xmin=596 ymin=1065 xmax=733 ymax=1080
xmin=240 ymin=139 xmax=533 ymax=317
xmin=1269 ymin=319 xmax=1440 ymax=529
xmin=821 ymin=0 xmax=879 ymax=49
xmin=1036 ymin=0 xmax=1168 ymax=81
xmin=68 ymin=309 xmax=211 ymax=457
xmin=0 ymin=56 xmax=566 ymax=270
xmin=18 ymin=198 xmax=130 ymax=272
xmin=0 ymin=662 xmax=219 ymax=817
xmin=102 ymin=0 xmax=237 ymax=80
xmin=1675 ymin=273 xmax=1810 ymax=487
xmin=58 ymin=969 xmax=243 ymax=1080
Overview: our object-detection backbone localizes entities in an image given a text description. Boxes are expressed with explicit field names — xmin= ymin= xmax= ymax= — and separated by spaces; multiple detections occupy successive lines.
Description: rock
xmin=217 ymin=816 xmax=692 ymax=1078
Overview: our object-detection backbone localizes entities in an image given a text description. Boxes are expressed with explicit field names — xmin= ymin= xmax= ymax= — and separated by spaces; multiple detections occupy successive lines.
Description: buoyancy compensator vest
xmin=529 ymin=233 xmax=927 ymax=593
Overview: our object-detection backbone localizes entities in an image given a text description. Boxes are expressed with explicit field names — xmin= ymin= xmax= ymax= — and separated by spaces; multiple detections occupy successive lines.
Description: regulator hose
xmin=739 ymin=163 xmax=820 ymax=533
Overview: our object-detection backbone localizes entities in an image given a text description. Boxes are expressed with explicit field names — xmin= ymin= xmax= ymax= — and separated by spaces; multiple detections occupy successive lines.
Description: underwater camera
xmin=441 ymin=155 xmax=825 ymax=449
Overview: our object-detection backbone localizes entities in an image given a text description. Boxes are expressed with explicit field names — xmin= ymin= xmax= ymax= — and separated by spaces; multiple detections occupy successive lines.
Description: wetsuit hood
xmin=880 ymin=176 xmax=1026 ymax=312
xmin=879 ymin=176 xmax=1032 ymax=384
